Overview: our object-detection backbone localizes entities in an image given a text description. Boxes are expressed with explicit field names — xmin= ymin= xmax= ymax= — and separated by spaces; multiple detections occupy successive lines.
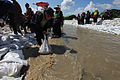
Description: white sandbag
xmin=1 ymin=26 xmax=12 ymax=34
xmin=0 ymin=62 xmax=23 ymax=78
xmin=24 ymin=41 xmax=33 ymax=48
xmin=19 ymin=36 xmax=29 ymax=42
xmin=24 ymin=33 xmax=35 ymax=39
xmin=38 ymin=35 xmax=52 ymax=54
xmin=0 ymin=35 xmax=11 ymax=45
xmin=4 ymin=50 xmax=24 ymax=59
xmin=0 ymin=47 xmax=8 ymax=59
xmin=0 ymin=57 xmax=27 ymax=66
xmin=1 ymin=35 xmax=9 ymax=42
xmin=13 ymin=39 xmax=20 ymax=42
xmin=1 ymin=76 xmax=22 ymax=80
xmin=0 ymin=50 xmax=27 ymax=66
xmin=9 ymin=43 xmax=22 ymax=50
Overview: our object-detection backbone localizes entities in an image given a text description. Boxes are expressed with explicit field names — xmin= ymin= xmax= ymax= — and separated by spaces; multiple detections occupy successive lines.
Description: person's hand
xmin=43 ymin=31 xmax=46 ymax=34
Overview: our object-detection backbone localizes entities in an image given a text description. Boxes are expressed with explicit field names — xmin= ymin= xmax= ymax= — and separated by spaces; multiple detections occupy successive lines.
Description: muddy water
xmin=43 ymin=25 xmax=120 ymax=80
xmin=25 ymin=24 xmax=120 ymax=80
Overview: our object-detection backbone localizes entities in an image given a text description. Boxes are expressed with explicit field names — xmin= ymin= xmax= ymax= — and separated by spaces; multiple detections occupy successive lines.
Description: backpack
xmin=31 ymin=11 xmax=43 ymax=24
xmin=41 ymin=8 xmax=54 ymax=27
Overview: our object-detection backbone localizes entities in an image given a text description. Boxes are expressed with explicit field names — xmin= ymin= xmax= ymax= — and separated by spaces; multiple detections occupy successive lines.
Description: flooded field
xmin=24 ymin=25 xmax=120 ymax=80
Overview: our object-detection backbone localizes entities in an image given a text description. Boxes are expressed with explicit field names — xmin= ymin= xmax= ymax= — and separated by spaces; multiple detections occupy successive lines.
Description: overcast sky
xmin=16 ymin=0 xmax=120 ymax=16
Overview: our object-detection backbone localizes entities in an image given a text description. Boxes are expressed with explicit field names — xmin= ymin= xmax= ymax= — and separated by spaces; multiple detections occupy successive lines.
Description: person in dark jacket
xmin=24 ymin=3 xmax=34 ymax=33
xmin=85 ymin=11 xmax=91 ymax=24
xmin=53 ymin=5 xmax=64 ymax=38
xmin=31 ymin=11 xmax=44 ymax=45
xmin=80 ymin=12 xmax=85 ymax=25
xmin=10 ymin=0 xmax=23 ymax=35
xmin=31 ymin=4 xmax=53 ymax=45
xmin=77 ymin=14 xmax=80 ymax=25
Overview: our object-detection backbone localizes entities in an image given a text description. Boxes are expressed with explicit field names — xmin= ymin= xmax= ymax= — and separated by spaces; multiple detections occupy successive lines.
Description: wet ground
xmin=23 ymin=24 xmax=120 ymax=80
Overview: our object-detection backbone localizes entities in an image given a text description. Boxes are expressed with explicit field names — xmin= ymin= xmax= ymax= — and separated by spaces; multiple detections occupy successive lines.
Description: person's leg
xmin=9 ymin=14 xmax=18 ymax=34
xmin=22 ymin=21 xmax=28 ymax=34
xmin=17 ymin=26 xmax=23 ymax=35
xmin=79 ymin=20 xmax=81 ymax=25
xmin=81 ymin=19 xmax=84 ymax=25
xmin=55 ymin=23 xmax=61 ymax=37
xmin=95 ymin=17 xmax=98 ymax=23
xmin=29 ymin=22 xmax=34 ymax=33
xmin=86 ymin=18 xmax=88 ymax=24
xmin=93 ymin=17 xmax=96 ymax=23
xmin=87 ymin=18 xmax=90 ymax=24
xmin=58 ymin=26 xmax=62 ymax=37
xmin=53 ymin=24 xmax=57 ymax=36
xmin=12 ymin=24 xmax=18 ymax=34
xmin=36 ymin=32 xmax=44 ymax=45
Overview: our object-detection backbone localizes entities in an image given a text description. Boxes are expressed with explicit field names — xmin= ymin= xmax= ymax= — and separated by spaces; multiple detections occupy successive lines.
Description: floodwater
xmin=24 ymin=24 xmax=120 ymax=80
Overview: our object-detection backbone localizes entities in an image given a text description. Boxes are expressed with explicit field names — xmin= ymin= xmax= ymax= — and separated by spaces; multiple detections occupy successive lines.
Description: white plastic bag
xmin=38 ymin=35 xmax=52 ymax=54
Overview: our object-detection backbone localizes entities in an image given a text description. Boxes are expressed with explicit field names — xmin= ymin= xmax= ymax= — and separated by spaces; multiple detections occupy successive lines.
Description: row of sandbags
xmin=0 ymin=48 xmax=27 ymax=80
xmin=0 ymin=30 xmax=37 ymax=79
xmin=0 ymin=33 xmax=37 ymax=50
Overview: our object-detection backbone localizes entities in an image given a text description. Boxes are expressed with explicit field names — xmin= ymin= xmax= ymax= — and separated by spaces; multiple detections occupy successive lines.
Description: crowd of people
xmin=77 ymin=9 xmax=113 ymax=25
xmin=77 ymin=10 xmax=99 ymax=25
xmin=0 ymin=0 xmax=113 ymax=46
xmin=0 ymin=0 xmax=64 ymax=46
xmin=101 ymin=10 xmax=113 ymax=20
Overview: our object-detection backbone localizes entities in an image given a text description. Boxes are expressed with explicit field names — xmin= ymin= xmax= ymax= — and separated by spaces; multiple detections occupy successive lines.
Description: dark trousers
xmin=78 ymin=20 xmax=80 ymax=25
xmin=23 ymin=20 xmax=34 ymax=33
xmin=80 ymin=19 xmax=84 ymax=25
xmin=53 ymin=22 xmax=61 ymax=37
xmin=33 ymin=23 xmax=44 ymax=45
xmin=9 ymin=14 xmax=23 ymax=35
xmin=93 ymin=17 xmax=98 ymax=23
xmin=86 ymin=18 xmax=90 ymax=24
xmin=13 ymin=25 xmax=22 ymax=35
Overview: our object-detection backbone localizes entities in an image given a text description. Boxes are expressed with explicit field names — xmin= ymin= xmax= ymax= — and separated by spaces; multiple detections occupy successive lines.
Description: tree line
xmin=64 ymin=9 xmax=120 ymax=20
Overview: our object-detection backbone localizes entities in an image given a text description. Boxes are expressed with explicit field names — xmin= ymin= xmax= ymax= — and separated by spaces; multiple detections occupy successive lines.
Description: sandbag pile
xmin=0 ymin=27 xmax=37 ymax=80
xmin=0 ymin=49 xmax=26 ymax=80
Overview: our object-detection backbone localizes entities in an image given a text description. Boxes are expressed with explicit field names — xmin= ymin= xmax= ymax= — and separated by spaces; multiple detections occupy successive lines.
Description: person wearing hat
xmin=31 ymin=2 xmax=54 ymax=45
xmin=53 ymin=5 xmax=64 ymax=38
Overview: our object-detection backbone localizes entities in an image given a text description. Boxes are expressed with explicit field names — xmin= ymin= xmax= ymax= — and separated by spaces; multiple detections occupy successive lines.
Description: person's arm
xmin=60 ymin=11 xmax=64 ymax=21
